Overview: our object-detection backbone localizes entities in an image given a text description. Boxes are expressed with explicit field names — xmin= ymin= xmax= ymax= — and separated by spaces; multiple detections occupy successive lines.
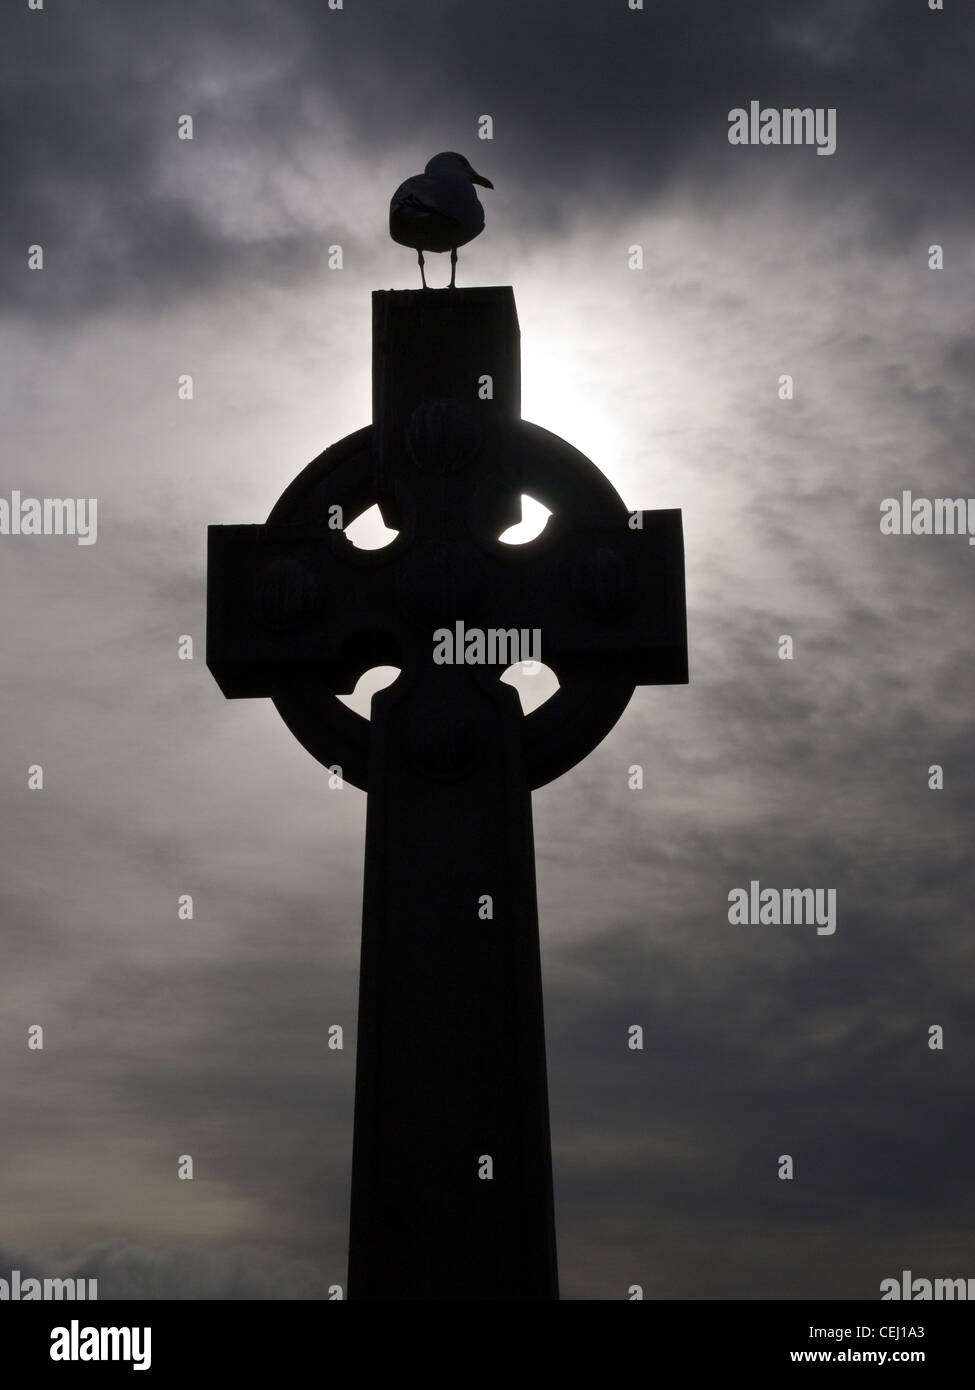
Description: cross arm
xmin=473 ymin=509 xmax=687 ymax=687
xmin=206 ymin=523 xmax=408 ymax=699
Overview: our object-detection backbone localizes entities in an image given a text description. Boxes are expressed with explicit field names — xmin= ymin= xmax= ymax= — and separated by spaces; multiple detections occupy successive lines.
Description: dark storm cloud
xmin=3 ymin=0 xmax=972 ymax=318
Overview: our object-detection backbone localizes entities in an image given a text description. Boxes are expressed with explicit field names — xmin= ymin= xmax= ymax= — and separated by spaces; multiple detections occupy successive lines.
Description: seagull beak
xmin=470 ymin=171 xmax=493 ymax=189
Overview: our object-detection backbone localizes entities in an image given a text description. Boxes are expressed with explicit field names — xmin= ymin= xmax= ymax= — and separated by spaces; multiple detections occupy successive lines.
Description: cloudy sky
xmin=2 ymin=0 xmax=973 ymax=1300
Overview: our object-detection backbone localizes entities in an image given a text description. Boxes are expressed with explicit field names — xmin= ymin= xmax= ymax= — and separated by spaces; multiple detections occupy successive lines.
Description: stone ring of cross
xmin=237 ymin=407 xmax=685 ymax=792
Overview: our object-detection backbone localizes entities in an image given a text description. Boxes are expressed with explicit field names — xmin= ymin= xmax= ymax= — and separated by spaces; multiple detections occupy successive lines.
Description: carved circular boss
xmin=263 ymin=411 xmax=638 ymax=792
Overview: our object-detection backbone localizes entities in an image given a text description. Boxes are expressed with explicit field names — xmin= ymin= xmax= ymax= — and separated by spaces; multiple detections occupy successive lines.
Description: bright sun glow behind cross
xmin=497 ymin=495 xmax=550 ymax=544
xmin=344 ymin=495 xmax=552 ymax=549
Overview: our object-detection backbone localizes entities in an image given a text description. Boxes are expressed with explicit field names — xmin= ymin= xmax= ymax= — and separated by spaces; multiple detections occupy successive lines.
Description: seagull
xmin=389 ymin=152 xmax=493 ymax=289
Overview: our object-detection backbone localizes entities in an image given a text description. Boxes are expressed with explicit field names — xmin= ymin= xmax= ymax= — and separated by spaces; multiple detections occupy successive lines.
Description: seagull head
xmin=424 ymin=151 xmax=494 ymax=189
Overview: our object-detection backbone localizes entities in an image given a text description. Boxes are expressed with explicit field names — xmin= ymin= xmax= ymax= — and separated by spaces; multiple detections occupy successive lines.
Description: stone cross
xmin=207 ymin=288 xmax=687 ymax=1300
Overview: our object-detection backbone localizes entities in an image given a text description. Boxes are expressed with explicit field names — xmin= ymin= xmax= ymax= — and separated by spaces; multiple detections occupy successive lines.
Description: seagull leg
xmin=449 ymin=247 xmax=457 ymax=288
xmin=417 ymin=250 xmax=427 ymax=289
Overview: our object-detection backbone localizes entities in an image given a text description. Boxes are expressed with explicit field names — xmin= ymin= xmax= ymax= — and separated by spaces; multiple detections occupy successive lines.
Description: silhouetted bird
xmin=390 ymin=152 xmax=493 ymax=289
